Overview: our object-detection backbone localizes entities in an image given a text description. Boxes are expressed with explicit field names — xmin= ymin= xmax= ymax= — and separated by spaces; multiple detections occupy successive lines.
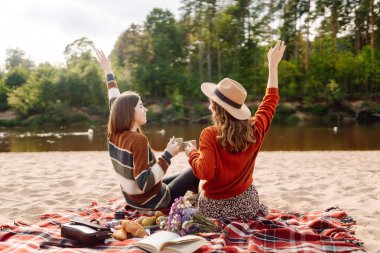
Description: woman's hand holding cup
xmin=165 ymin=137 xmax=180 ymax=157
xmin=184 ymin=141 xmax=197 ymax=156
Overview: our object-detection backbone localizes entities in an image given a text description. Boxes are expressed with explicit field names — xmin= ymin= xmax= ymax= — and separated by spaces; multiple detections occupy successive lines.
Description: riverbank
xmin=0 ymin=151 xmax=379 ymax=252
xmin=1 ymin=97 xmax=380 ymax=127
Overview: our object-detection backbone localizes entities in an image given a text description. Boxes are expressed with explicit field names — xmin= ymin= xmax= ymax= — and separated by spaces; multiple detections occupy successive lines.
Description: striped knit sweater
xmin=188 ymin=88 xmax=279 ymax=199
xmin=106 ymin=74 xmax=172 ymax=209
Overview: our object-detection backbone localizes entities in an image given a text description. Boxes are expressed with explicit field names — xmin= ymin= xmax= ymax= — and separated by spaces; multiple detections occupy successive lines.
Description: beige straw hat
xmin=201 ymin=78 xmax=251 ymax=120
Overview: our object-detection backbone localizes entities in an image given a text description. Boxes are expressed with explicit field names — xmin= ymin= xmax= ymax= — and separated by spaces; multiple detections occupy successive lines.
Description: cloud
xmin=24 ymin=0 xmax=181 ymax=37
xmin=25 ymin=1 xmax=126 ymax=37
xmin=0 ymin=0 xmax=181 ymax=66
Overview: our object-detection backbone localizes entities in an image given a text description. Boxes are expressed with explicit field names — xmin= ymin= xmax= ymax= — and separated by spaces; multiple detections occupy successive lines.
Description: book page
xmin=136 ymin=231 xmax=179 ymax=252
xmin=161 ymin=239 xmax=208 ymax=253
xmin=160 ymin=234 xmax=205 ymax=249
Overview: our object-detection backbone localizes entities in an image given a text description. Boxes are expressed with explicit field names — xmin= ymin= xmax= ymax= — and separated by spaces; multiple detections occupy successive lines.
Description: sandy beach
xmin=0 ymin=151 xmax=379 ymax=252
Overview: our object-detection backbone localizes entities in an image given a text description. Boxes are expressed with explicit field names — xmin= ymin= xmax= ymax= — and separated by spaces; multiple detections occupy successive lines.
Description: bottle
xmin=106 ymin=210 xmax=125 ymax=229
xmin=114 ymin=210 xmax=126 ymax=220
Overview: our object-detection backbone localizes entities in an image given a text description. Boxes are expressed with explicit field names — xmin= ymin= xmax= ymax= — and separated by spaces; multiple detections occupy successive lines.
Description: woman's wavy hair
xmin=108 ymin=91 xmax=142 ymax=135
xmin=210 ymin=100 xmax=256 ymax=153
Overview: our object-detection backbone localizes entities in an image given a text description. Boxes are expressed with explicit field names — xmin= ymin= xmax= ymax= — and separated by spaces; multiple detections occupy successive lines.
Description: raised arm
xmin=252 ymin=41 xmax=286 ymax=137
xmin=267 ymin=40 xmax=286 ymax=89
xmin=96 ymin=50 xmax=120 ymax=109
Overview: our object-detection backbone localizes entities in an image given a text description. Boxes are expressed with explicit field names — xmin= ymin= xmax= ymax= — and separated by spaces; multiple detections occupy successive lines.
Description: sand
xmin=0 ymin=151 xmax=379 ymax=252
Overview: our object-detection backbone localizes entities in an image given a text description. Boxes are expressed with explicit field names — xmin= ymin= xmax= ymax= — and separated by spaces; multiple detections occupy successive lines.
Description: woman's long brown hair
xmin=211 ymin=100 xmax=256 ymax=153
xmin=108 ymin=91 xmax=141 ymax=135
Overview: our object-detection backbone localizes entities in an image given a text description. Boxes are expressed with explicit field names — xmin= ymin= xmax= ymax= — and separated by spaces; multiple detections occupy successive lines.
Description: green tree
xmin=7 ymin=64 xmax=57 ymax=115
xmin=110 ymin=24 xmax=149 ymax=91
xmin=352 ymin=0 xmax=379 ymax=52
xmin=142 ymin=8 xmax=187 ymax=97
xmin=0 ymin=80 xmax=9 ymax=111
xmin=335 ymin=50 xmax=362 ymax=95
xmin=63 ymin=38 xmax=107 ymax=112
xmin=358 ymin=46 xmax=378 ymax=94
xmin=64 ymin=37 xmax=96 ymax=62
xmin=315 ymin=0 xmax=353 ymax=51
xmin=325 ymin=79 xmax=342 ymax=102
xmin=4 ymin=67 xmax=30 ymax=89
xmin=307 ymin=36 xmax=336 ymax=96
xmin=279 ymin=0 xmax=299 ymax=61
xmin=5 ymin=48 xmax=34 ymax=70
xmin=278 ymin=59 xmax=302 ymax=97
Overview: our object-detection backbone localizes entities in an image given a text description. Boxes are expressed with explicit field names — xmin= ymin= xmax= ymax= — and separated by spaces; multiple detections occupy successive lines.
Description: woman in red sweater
xmin=185 ymin=41 xmax=286 ymax=219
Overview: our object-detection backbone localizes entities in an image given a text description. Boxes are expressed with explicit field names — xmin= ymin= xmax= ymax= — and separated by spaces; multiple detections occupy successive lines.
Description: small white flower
xmin=182 ymin=221 xmax=191 ymax=229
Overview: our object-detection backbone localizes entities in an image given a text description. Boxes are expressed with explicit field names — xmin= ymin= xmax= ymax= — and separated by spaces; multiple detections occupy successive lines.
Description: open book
xmin=135 ymin=230 xmax=208 ymax=253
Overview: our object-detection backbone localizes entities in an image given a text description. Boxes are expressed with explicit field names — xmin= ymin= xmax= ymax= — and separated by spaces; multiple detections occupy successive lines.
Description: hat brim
xmin=201 ymin=82 xmax=251 ymax=120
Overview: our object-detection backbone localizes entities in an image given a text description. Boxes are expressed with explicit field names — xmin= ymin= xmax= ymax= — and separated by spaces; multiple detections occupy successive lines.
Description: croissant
xmin=121 ymin=220 xmax=148 ymax=238
xmin=155 ymin=211 xmax=165 ymax=218
xmin=112 ymin=229 xmax=127 ymax=241
xmin=114 ymin=225 xmax=122 ymax=230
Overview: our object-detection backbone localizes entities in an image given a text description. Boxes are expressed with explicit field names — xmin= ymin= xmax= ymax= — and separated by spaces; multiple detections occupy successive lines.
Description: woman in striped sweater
xmin=96 ymin=50 xmax=199 ymax=210
xmin=184 ymin=41 xmax=286 ymax=219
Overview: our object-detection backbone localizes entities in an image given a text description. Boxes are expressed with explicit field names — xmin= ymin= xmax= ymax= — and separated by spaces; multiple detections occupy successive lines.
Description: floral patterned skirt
xmin=197 ymin=185 xmax=268 ymax=219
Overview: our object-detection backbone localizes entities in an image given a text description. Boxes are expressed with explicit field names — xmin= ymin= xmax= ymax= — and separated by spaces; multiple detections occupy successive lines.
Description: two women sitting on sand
xmin=96 ymin=40 xmax=286 ymax=219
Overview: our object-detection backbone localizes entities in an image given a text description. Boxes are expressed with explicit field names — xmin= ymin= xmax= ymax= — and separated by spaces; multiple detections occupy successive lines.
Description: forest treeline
xmin=1 ymin=0 xmax=379 ymax=126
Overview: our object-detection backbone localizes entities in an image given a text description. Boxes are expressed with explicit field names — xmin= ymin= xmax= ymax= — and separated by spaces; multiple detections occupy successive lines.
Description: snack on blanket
xmin=155 ymin=211 xmax=165 ymax=218
xmin=121 ymin=220 xmax=148 ymax=238
xmin=141 ymin=216 xmax=157 ymax=227
xmin=112 ymin=229 xmax=127 ymax=241
xmin=137 ymin=212 xmax=166 ymax=227
xmin=136 ymin=215 xmax=146 ymax=225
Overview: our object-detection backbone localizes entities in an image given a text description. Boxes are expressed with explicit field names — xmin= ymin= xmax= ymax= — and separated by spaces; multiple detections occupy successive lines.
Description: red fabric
xmin=188 ymin=88 xmax=280 ymax=199
xmin=0 ymin=200 xmax=364 ymax=253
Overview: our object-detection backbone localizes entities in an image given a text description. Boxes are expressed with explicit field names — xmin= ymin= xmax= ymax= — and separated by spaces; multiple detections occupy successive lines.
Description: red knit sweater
xmin=188 ymin=88 xmax=279 ymax=199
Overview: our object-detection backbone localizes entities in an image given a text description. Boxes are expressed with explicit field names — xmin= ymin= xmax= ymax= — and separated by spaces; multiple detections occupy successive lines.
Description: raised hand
xmin=267 ymin=40 xmax=286 ymax=66
xmin=266 ymin=41 xmax=286 ymax=89
xmin=96 ymin=50 xmax=113 ymax=75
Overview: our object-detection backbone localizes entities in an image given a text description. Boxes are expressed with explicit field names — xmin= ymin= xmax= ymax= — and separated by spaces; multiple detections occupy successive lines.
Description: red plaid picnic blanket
xmin=0 ymin=200 xmax=365 ymax=252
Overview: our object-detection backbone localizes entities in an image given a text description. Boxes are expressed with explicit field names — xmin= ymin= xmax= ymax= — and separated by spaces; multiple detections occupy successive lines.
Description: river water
xmin=0 ymin=122 xmax=379 ymax=152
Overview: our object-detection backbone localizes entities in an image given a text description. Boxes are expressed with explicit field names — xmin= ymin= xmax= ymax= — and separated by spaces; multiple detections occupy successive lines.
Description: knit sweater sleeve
xmin=188 ymin=128 xmax=216 ymax=180
xmin=106 ymin=74 xmax=120 ymax=109
xmin=131 ymin=134 xmax=172 ymax=192
xmin=252 ymin=88 xmax=279 ymax=138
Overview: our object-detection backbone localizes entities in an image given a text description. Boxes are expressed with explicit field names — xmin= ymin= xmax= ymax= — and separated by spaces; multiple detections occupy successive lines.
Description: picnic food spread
xmin=111 ymin=211 xmax=167 ymax=241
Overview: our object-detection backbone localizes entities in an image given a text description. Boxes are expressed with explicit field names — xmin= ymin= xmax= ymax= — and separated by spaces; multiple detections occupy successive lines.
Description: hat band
xmin=214 ymin=89 xmax=242 ymax=109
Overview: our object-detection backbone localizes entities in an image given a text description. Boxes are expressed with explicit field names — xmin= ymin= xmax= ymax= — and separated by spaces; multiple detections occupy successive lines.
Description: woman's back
xmin=190 ymin=124 xmax=260 ymax=199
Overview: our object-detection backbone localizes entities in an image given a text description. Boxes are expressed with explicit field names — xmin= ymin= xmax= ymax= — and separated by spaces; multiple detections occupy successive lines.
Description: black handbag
xmin=61 ymin=217 xmax=111 ymax=247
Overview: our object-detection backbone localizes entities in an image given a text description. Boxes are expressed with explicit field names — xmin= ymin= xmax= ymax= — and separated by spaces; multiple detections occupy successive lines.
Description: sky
xmin=0 ymin=0 xmax=182 ymax=68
